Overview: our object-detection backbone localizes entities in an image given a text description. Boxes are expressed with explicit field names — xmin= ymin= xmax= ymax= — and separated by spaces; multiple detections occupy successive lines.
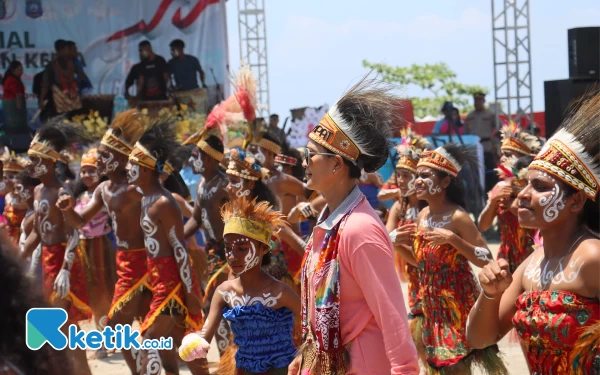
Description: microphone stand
xmin=210 ymin=68 xmax=224 ymax=102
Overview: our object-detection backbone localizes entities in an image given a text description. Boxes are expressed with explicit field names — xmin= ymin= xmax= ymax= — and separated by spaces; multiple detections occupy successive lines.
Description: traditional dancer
xmin=478 ymin=122 xmax=540 ymax=272
xmin=179 ymin=197 xmax=299 ymax=375
xmin=72 ymin=148 xmax=116 ymax=357
xmin=15 ymin=171 xmax=41 ymax=277
xmin=385 ymin=126 xmax=429 ymax=324
xmin=251 ymin=133 xmax=308 ymax=276
xmin=1 ymin=153 xmax=28 ymax=247
xmin=467 ymin=94 xmax=600 ymax=374
xmin=57 ymin=109 xmax=151 ymax=375
xmin=22 ymin=119 xmax=93 ymax=375
xmin=126 ymin=122 xmax=206 ymax=375
xmin=290 ymin=77 xmax=419 ymax=375
xmin=412 ymin=143 xmax=508 ymax=374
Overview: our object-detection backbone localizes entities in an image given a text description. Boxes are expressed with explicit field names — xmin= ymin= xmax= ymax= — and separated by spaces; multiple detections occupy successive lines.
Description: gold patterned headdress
xmin=221 ymin=197 xmax=286 ymax=245
xmin=2 ymin=153 xmax=27 ymax=173
xmin=101 ymin=109 xmax=146 ymax=156
xmin=256 ymin=138 xmax=282 ymax=155
xmin=417 ymin=147 xmax=462 ymax=178
xmin=500 ymin=121 xmax=541 ymax=156
xmin=128 ymin=142 xmax=158 ymax=171
xmin=530 ymin=129 xmax=599 ymax=200
xmin=395 ymin=125 xmax=430 ymax=173
xmin=27 ymin=134 xmax=68 ymax=163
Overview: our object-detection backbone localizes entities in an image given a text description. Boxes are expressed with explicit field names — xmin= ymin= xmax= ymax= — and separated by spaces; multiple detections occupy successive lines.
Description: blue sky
xmin=226 ymin=0 xmax=600 ymax=120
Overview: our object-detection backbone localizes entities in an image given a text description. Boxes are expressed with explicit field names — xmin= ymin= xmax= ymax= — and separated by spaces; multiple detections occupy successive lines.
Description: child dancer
xmin=179 ymin=197 xmax=299 ymax=375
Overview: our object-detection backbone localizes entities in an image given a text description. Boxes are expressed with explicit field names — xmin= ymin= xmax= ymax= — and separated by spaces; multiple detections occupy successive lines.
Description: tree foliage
xmin=363 ymin=61 xmax=488 ymax=119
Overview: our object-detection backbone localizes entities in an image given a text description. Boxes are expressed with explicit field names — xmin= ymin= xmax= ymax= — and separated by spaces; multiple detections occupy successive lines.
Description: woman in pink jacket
xmin=288 ymin=76 xmax=419 ymax=375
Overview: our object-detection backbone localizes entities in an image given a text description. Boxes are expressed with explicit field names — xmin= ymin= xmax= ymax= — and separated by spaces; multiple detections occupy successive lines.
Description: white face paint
xmin=423 ymin=177 xmax=442 ymax=195
xmin=189 ymin=155 xmax=205 ymax=174
xmin=404 ymin=174 xmax=417 ymax=197
xmin=169 ymin=226 xmax=193 ymax=293
xmin=100 ymin=152 xmax=119 ymax=175
xmin=240 ymin=241 xmax=260 ymax=274
xmin=254 ymin=148 xmax=266 ymax=165
xmin=127 ymin=163 xmax=140 ymax=184
xmin=31 ymin=158 xmax=48 ymax=178
xmin=218 ymin=290 xmax=282 ymax=308
xmin=231 ymin=181 xmax=250 ymax=198
xmin=539 ymin=183 xmax=565 ymax=222
xmin=15 ymin=184 xmax=31 ymax=202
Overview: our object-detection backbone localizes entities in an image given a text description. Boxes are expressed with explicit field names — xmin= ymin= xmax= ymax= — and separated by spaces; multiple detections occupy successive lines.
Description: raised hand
xmin=478 ymin=258 xmax=513 ymax=298
xmin=56 ymin=190 xmax=73 ymax=211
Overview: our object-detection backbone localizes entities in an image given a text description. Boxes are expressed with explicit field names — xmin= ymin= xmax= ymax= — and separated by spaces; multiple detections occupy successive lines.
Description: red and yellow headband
xmin=275 ymin=154 xmax=297 ymax=166
xmin=128 ymin=142 xmax=158 ymax=171
xmin=2 ymin=155 xmax=26 ymax=173
xmin=396 ymin=155 xmax=419 ymax=174
xmin=417 ymin=147 xmax=461 ymax=178
xmin=309 ymin=105 xmax=360 ymax=163
xmin=530 ymin=129 xmax=599 ymax=200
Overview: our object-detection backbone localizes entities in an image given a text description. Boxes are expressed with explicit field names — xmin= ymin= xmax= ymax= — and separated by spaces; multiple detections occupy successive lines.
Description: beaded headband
xmin=223 ymin=217 xmax=272 ymax=245
xmin=417 ymin=147 xmax=462 ymax=178
xmin=226 ymin=147 xmax=268 ymax=181
xmin=500 ymin=122 xmax=540 ymax=156
xmin=275 ymin=154 xmax=297 ymax=166
xmin=309 ymin=105 xmax=360 ymax=163
xmin=530 ymin=129 xmax=599 ymax=200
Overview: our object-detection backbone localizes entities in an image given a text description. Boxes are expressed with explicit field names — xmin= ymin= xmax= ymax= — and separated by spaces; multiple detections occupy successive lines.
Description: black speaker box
xmin=544 ymin=79 xmax=599 ymax=137
xmin=568 ymin=27 xmax=600 ymax=80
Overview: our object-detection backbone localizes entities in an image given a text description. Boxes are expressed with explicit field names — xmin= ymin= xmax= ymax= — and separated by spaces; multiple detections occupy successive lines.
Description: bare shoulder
xmin=579 ymin=237 xmax=600 ymax=262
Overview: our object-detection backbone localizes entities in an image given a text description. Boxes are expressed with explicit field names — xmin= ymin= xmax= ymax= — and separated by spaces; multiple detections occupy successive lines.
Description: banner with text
xmin=0 ymin=0 xmax=229 ymax=107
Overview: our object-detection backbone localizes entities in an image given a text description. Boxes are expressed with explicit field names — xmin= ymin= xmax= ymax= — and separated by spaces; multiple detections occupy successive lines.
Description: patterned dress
xmin=413 ymin=232 xmax=507 ymax=374
xmin=513 ymin=290 xmax=600 ymax=375
xmin=496 ymin=208 xmax=535 ymax=273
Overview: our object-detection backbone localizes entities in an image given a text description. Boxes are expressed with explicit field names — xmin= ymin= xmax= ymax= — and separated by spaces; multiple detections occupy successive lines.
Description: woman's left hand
xmin=424 ymin=228 xmax=456 ymax=246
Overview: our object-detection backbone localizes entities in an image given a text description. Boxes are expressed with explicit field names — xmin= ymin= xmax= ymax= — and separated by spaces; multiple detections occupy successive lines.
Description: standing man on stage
xmin=168 ymin=39 xmax=207 ymax=92
xmin=137 ymin=41 xmax=169 ymax=101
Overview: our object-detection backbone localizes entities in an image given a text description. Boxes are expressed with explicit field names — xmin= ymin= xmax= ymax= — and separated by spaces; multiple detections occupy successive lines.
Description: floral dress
xmin=496 ymin=208 xmax=535 ymax=273
xmin=413 ymin=232 xmax=507 ymax=375
xmin=513 ymin=289 xmax=600 ymax=374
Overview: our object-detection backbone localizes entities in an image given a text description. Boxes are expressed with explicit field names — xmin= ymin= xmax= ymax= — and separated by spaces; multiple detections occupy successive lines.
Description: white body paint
xmin=16 ymin=184 xmax=31 ymax=201
xmin=254 ymin=148 xmax=266 ymax=165
xmin=524 ymin=255 xmax=585 ymax=288
xmin=231 ymin=181 xmax=250 ymax=198
xmin=141 ymin=214 xmax=160 ymax=256
xmin=539 ymin=183 xmax=565 ymax=222
xmin=201 ymin=208 xmax=215 ymax=240
xmin=218 ymin=290 xmax=283 ymax=308
xmin=420 ymin=213 xmax=452 ymax=229
xmin=127 ymin=163 xmax=140 ymax=184
xmin=34 ymin=199 xmax=56 ymax=243
xmin=145 ymin=349 xmax=162 ymax=375
xmin=474 ymin=246 xmax=493 ymax=262
xmin=100 ymin=152 xmax=119 ymax=175
xmin=168 ymin=226 xmax=193 ymax=293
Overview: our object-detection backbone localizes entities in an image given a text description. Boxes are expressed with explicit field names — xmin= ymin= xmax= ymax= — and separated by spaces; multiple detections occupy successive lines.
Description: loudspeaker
xmin=568 ymin=27 xmax=600 ymax=80
xmin=544 ymin=79 xmax=599 ymax=137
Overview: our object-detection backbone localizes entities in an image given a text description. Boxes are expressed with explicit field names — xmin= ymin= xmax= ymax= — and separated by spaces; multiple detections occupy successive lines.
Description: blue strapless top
xmin=223 ymin=303 xmax=296 ymax=373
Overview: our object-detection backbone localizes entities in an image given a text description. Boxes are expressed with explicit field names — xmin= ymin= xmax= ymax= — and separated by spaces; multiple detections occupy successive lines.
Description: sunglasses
xmin=303 ymin=148 xmax=337 ymax=166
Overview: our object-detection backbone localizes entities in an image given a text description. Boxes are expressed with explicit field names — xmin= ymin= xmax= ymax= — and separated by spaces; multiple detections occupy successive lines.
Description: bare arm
xmin=57 ymin=183 xmax=104 ymax=228
xmin=184 ymin=192 xmax=202 ymax=239
xmin=21 ymin=228 xmax=40 ymax=260
xmin=279 ymin=283 xmax=301 ymax=319
xmin=450 ymin=211 xmax=493 ymax=268
xmin=385 ymin=201 xmax=401 ymax=233
xmin=467 ymin=256 xmax=525 ymax=348
xmin=173 ymin=193 xmax=194 ymax=218
xmin=278 ymin=225 xmax=306 ymax=256
xmin=197 ymin=284 xmax=227 ymax=342
xmin=282 ymin=175 xmax=309 ymax=198
xmin=478 ymin=182 xmax=508 ymax=231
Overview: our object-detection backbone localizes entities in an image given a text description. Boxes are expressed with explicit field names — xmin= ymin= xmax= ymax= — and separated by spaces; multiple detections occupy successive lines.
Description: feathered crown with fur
xmin=395 ymin=124 xmax=430 ymax=173
xmin=500 ymin=121 xmax=541 ymax=156
xmin=101 ymin=109 xmax=147 ymax=156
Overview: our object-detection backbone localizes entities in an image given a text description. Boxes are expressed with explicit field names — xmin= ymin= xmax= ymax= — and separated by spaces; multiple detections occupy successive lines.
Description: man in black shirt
xmin=136 ymin=41 xmax=169 ymax=101
xmin=168 ymin=39 xmax=206 ymax=92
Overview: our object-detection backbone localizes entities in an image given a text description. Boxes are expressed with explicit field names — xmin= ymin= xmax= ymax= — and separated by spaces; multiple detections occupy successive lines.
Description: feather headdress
xmin=500 ymin=120 xmax=541 ymax=156
xmin=221 ymin=197 xmax=286 ymax=245
xmin=101 ymin=109 xmax=147 ymax=156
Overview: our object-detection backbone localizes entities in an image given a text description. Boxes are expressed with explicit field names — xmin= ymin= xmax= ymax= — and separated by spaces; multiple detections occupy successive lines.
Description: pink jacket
xmin=307 ymin=187 xmax=419 ymax=374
